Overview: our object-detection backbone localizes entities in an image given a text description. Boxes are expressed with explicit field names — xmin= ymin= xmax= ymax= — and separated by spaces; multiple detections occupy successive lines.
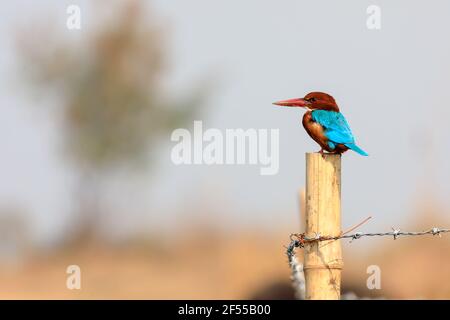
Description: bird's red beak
xmin=272 ymin=98 xmax=311 ymax=107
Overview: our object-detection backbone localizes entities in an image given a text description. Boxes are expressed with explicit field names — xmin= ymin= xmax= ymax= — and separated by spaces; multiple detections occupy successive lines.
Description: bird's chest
xmin=302 ymin=112 xmax=329 ymax=147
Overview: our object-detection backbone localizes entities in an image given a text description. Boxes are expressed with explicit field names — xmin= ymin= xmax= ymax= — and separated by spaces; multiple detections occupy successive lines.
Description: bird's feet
xmin=318 ymin=149 xmax=325 ymax=158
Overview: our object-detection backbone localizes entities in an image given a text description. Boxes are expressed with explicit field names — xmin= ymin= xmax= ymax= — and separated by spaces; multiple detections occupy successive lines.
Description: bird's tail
xmin=344 ymin=143 xmax=368 ymax=156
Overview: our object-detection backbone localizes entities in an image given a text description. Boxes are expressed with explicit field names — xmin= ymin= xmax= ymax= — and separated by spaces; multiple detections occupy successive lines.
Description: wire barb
xmin=391 ymin=228 xmax=401 ymax=240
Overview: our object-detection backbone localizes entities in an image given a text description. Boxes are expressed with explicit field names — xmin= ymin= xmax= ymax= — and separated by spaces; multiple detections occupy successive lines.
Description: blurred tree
xmin=18 ymin=2 xmax=203 ymax=242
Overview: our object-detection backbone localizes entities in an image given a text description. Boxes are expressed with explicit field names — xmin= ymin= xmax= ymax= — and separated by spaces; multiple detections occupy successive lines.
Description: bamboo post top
xmin=304 ymin=153 xmax=343 ymax=300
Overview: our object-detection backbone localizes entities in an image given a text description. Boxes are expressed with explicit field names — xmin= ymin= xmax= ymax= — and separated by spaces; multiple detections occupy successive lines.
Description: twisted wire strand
xmin=290 ymin=227 xmax=450 ymax=246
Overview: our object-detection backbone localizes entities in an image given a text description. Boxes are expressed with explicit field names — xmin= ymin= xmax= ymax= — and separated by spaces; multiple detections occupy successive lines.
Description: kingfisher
xmin=273 ymin=92 xmax=368 ymax=156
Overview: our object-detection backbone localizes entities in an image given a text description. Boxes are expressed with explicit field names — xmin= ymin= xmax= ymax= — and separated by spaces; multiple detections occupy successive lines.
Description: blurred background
xmin=0 ymin=0 xmax=449 ymax=299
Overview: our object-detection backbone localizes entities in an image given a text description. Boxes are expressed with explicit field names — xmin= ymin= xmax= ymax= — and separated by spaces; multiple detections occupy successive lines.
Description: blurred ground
xmin=0 ymin=230 xmax=292 ymax=299
xmin=0 ymin=214 xmax=449 ymax=299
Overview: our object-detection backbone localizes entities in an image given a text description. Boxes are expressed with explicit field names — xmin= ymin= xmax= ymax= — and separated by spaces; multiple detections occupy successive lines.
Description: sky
xmin=0 ymin=0 xmax=449 ymax=244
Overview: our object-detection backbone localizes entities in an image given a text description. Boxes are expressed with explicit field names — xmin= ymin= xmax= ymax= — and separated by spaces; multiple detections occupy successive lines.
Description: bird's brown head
xmin=273 ymin=92 xmax=339 ymax=112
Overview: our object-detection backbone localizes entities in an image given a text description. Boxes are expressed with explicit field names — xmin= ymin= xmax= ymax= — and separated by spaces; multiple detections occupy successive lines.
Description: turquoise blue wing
xmin=311 ymin=110 xmax=368 ymax=156
xmin=311 ymin=110 xmax=355 ymax=144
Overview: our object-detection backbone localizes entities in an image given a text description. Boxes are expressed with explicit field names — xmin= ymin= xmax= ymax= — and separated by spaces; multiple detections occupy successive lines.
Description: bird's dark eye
xmin=308 ymin=97 xmax=316 ymax=102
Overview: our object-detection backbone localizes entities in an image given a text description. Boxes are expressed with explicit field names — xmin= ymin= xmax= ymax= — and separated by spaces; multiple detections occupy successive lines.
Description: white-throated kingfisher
xmin=273 ymin=92 xmax=368 ymax=156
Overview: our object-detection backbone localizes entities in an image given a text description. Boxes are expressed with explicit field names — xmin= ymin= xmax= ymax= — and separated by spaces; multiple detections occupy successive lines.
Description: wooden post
xmin=304 ymin=153 xmax=343 ymax=300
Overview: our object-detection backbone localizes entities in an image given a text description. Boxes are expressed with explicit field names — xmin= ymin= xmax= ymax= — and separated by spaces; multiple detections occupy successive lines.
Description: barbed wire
xmin=286 ymin=226 xmax=449 ymax=299
xmin=289 ymin=227 xmax=450 ymax=248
